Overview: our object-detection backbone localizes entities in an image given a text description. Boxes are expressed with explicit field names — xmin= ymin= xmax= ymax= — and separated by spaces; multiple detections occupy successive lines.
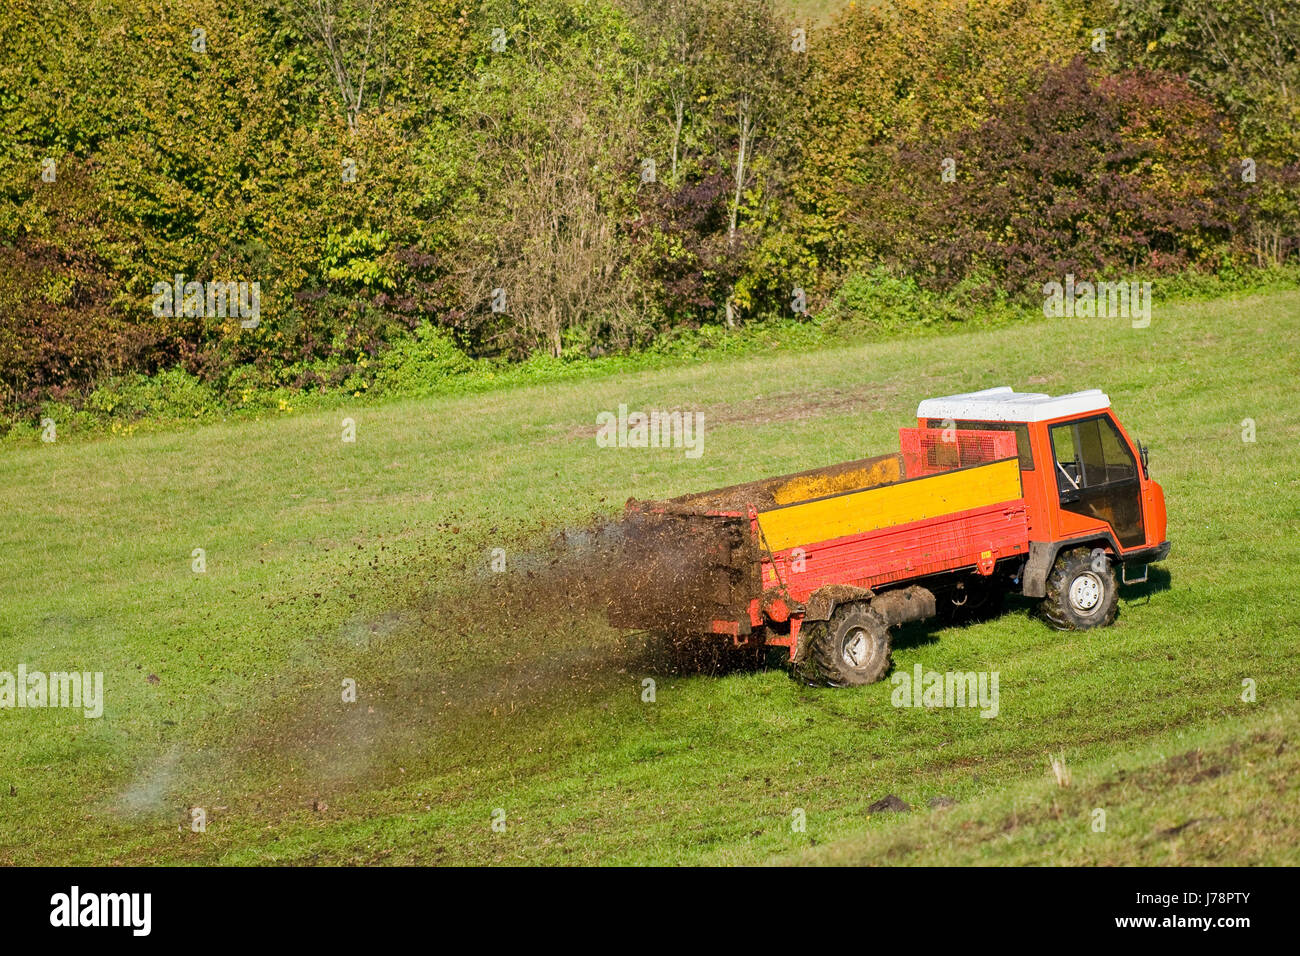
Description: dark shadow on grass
xmin=889 ymin=619 xmax=945 ymax=652
xmin=1004 ymin=593 xmax=1038 ymax=617
xmin=1117 ymin=564 xmax=1173 ymax=603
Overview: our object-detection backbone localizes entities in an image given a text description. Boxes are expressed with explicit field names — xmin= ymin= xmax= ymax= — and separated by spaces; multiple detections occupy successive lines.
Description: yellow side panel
xmin=757 ymin=459 xmax=1022 ymax=552
xmin=770 ymin=457 xmax=901 ymax=506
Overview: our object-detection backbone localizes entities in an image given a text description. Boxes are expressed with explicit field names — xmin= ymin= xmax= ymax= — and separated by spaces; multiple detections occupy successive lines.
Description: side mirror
xmin=1139 ymin=441 xmax=1149 ymax=478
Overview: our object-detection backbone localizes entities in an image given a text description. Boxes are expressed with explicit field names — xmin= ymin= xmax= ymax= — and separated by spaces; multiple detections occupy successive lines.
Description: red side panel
xmin=764 ymin=501 xmax=1030 ymax=604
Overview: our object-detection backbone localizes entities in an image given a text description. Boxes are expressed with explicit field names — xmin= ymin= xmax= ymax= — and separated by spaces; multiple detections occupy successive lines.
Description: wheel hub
xmin=842 ymin=627 xmax=872 ymax=668
xmin=1069 ymin=572 xmax=1102 ymax=613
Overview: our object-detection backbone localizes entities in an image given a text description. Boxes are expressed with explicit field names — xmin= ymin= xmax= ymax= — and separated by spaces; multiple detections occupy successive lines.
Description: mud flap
xmin=803 ymin=584 xmax=875 ymax=623
xmin=1022 ymin=541 xmax=1057 ymax=599
xmin=789 ymin=616 xmax=815 ymax=668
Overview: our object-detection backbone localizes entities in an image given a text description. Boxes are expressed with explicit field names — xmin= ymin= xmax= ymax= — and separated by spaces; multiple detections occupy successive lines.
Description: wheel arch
xmin=802 ymin=583 xmax=874 ymax=623
xmin=1023 ymin=534 xmax=1120 ymax=598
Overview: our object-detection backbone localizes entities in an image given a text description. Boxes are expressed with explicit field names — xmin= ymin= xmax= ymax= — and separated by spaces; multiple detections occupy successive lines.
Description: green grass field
xmin=2 ymin=289 xmax=1298 ymax=865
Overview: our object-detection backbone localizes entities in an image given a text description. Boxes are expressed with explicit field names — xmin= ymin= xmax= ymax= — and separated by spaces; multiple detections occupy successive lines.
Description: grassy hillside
xmin=1 ymin=289 xmax=1298 ymax=865
xmin=791 ymin=702 xmax=1300 ymax=865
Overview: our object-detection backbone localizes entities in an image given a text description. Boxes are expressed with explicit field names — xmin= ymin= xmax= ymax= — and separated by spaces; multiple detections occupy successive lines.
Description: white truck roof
xmin=916 ymin=386 xmax=1110 ymax=423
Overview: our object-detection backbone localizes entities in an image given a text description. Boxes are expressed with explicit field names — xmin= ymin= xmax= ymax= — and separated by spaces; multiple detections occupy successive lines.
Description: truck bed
xmin=611 ymin=429 xmax=1029 ymax=633
xmin=757 ymin=457 xmax=1029 ymax=598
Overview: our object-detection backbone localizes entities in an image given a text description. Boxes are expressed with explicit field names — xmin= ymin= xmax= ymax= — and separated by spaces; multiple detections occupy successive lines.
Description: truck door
xmin=1049 ymin=414 xmax=1145 ymax=548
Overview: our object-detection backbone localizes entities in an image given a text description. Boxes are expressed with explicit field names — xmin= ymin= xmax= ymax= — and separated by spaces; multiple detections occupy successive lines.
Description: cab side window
xmin=1097 ymin=416 xmax=1138 ymax=483
xmin=1050 ymin=416 xmax=1137 ymax=493
xmin=1051 ymin=424 xmax=1081 ymax=491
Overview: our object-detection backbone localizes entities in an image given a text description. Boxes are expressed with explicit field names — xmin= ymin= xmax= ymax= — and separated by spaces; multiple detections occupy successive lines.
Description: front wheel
xmin=1039 ymin=547 xmax=1118 ymax=630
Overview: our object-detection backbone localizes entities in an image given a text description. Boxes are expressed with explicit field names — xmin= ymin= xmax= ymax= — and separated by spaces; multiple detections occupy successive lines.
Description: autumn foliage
xmin=0 ymin=0 xmax=1296 ymax=414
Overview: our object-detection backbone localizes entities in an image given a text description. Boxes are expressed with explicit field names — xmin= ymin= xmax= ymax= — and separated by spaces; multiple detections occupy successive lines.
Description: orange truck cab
xmin=916 ymin=386 xmax=1170 ymax=608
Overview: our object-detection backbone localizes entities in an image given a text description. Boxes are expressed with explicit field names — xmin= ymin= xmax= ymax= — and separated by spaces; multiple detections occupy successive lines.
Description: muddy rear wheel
xmin=792 ymin=603 xmax=892 ymax=687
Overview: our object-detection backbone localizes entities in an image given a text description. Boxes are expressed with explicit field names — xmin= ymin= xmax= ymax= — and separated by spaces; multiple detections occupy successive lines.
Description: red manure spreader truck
xmin=611 ymin=387 xmax=1171 ymax=686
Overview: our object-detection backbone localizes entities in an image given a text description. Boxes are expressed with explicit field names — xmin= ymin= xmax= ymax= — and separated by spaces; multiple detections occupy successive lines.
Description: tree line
xmin=1 ymin=0 xmax=1296 ymax=415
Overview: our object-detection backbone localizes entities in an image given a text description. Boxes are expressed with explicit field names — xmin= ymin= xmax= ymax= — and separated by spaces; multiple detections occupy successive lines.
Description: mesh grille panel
xmin=899 ymin=427 xmax=1018 ymax=478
